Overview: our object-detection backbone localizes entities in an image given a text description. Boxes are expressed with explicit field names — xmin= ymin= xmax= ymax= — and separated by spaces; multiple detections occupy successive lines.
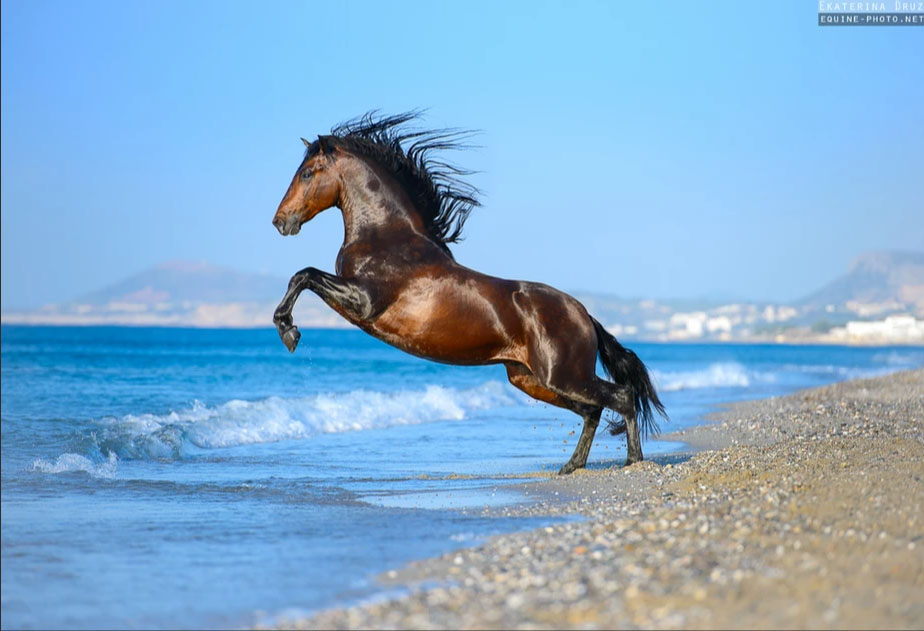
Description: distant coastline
xmin=1 ymin=319 xmax=922 ymax=347
xmin=3 ymin=250 xmax=923 ymax=345
xmin=0 ymin=301 xmax=350 ymax=330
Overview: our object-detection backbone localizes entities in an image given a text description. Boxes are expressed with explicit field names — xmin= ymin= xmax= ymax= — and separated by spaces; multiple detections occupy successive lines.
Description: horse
xmin=271 ymin=112 xmax=665 ymax=474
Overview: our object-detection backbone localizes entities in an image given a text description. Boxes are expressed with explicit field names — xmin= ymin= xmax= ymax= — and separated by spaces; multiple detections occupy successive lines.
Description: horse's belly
xmin=369 ymin=292 xmax=517 ymax=365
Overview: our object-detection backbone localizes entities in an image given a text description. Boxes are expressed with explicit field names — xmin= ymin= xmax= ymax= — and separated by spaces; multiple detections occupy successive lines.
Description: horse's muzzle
xmin=273 ymin=215 xmax=301 ymax=236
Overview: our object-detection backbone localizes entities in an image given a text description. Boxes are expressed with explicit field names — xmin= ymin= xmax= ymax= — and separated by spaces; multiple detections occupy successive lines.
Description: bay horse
xmin=271 ymin=112 xmax=665 ymax=473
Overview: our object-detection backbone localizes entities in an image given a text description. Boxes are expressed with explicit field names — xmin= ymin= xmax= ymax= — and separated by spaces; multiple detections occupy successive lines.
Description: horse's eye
xmin=301 ymin=170 xmax=313 ymax=180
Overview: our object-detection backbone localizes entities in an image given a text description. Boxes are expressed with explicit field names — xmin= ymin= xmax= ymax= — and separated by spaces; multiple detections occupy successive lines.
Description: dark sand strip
xmin=277 ymin=369 xmax=924 ymax=630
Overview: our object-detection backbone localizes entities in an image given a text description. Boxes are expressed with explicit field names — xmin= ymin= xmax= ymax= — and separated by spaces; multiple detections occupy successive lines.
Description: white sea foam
xmin=781 ymin=363 xmax=878 ymax=379
xmin=872 ymin=350 xmax=924 ymax=367
xmin=89 ymin=381 xmax=516 ymax=459
xmin=654 ymin=362 xmax=773 ymax=392
xmin=32 ymin=452 xmax=119 ymax=479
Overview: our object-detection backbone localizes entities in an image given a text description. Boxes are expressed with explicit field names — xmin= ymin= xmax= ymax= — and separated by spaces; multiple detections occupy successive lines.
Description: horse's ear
xmin=301 ymin=137 xmax=311 ymax=148
xmin=317 ymin=135 xmax=334 ymax=155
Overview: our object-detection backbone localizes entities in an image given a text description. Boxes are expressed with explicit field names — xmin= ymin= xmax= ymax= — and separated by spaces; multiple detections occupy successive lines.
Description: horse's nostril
xmin=273 ymin=216 xmax=284 ymax=229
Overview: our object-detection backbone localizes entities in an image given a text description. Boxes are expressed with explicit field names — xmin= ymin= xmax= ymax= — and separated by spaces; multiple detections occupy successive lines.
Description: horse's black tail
xmin=590 ymin=317 xmax=666 ymax=439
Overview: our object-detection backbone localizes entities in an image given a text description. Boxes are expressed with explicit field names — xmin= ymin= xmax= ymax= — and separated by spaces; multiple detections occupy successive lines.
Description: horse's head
xmin=273 ymin=136 xmax=341 ymax=236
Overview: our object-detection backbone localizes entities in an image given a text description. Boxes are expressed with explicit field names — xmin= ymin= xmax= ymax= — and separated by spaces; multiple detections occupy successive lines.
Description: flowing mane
xmin=323 ymin=111 xmax=480 ymax=255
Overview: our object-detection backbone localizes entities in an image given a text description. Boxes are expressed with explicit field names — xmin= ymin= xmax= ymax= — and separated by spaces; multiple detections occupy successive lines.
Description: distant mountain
xmin=1 ymin=260 xmax=343 ymax=328
xmin=75 ymin=260 xmax=285 ymax=305
xmin=798 ymin=251 xmax=924 ymax=311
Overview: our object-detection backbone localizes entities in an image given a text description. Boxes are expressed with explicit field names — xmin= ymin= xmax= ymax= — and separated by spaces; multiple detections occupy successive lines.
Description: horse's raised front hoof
xmin=624 ymin=454 xmax=644 ymax=467
xmin=281 ymin=327 xmax=301 ymax=353
xmin=558 ymin=461 xmax=580 ymax=475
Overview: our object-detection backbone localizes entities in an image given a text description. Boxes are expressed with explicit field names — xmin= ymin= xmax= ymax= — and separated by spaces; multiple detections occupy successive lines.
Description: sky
xmin=2 ymin=0 xmax=922 ymax=309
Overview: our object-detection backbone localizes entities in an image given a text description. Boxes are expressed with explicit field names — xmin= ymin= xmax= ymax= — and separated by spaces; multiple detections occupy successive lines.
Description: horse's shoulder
xmin=336 ymin=241 xmax=374 ymax=276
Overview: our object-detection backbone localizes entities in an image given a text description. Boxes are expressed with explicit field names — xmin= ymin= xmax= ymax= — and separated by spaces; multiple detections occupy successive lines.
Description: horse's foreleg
xmin=274 ymin=267 xmax=374 ymax=352
xmin=273 ymin=273 xmax=307 ymax=352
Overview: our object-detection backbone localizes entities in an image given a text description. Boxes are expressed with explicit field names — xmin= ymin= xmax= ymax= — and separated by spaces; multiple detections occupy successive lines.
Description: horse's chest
xmin=336 ymin=246 xmax=390 ymax=278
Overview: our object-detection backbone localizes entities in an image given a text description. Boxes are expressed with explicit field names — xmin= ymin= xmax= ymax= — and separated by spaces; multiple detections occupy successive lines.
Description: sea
xmin=2 ymin=325 xmax=922 ymax=630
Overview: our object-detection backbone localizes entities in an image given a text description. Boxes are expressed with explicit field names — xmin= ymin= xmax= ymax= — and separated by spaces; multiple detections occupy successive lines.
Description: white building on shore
xmin=829 ymin=315 xmax=924 ymax=344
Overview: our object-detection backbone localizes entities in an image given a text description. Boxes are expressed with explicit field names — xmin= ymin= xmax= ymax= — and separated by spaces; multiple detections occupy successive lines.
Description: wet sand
xmin=276 ymin=369 xmax=924 ymax=629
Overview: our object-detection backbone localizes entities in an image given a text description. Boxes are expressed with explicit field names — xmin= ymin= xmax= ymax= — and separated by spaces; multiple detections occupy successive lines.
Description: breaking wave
xmin=654 ymin=362 xmax=774 ymax=392
xmin=32 ymin=452 xmax=119 ymax=479
xmin=67 ymin=382 xmax=516 ymax=461
xmin=871 ymin=351 xmax=924 ymax=367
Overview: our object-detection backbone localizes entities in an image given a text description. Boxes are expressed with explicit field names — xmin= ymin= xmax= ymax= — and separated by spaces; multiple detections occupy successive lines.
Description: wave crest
xmin=32 ymin=452 xmax=119 ymax=479
xmin=654 ymin=362 xmax=772 ymax=392
xmin=87 ymin=381 xmax=515 ymax=460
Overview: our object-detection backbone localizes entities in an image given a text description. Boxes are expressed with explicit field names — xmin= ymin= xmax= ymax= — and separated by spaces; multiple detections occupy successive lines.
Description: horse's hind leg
xmin=541 ymin=374 xmax=643 ymax=466
xmin=505 ymin=363 xmax=573 ymax=408
xmin=513 ymin=289 xmax=652 ymax=468
xmin=505 ymin=364 xmax=602 ymax=474
xmin=623 ymin=410 xmax=643 ymax=465
xmin=527 ymin=348 xmax=645 ymax=467
xmin=626 ymin=417 xmax=643 ymax=464
xmin=591 ymin=379 xmax=644 ymax=466
xmin=559 ymin=408 xmax=603 ymax=475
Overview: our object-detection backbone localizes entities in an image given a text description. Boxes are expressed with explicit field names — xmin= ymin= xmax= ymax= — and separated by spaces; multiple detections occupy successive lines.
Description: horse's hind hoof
xmin=281 ymin=327 xmax=301 ymax=353
xmin=558 ymin=462 xmax=579 ymax=475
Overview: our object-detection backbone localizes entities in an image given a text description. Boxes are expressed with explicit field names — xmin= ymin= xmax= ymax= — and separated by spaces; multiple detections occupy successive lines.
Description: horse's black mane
xmin=323 ymin=111 xmax=480 ymax=255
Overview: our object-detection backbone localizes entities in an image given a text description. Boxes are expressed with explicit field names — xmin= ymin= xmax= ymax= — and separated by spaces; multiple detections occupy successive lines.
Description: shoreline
xmin=276 ymin=369 xmax=924 ymax=629
xmin=3 ymin=322 xmax=923 ymax=348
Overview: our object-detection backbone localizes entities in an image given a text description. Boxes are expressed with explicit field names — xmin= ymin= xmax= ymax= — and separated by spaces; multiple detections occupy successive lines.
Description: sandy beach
xmin=277 ymin=368 xmax=924 ymax=630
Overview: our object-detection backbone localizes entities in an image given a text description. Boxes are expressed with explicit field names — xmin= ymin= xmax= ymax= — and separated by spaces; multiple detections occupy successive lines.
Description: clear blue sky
xmin=2 ymin=0 xmax=922 ymax=308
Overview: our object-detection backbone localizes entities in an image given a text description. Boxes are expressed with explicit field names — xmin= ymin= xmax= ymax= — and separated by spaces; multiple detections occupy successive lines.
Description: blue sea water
xmin=2 ymin=325 xmax=922 ymax=629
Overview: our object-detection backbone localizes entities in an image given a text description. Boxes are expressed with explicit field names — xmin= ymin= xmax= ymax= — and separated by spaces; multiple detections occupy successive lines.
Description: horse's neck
xmin=337 ymin=161 xmax=427 ymax=247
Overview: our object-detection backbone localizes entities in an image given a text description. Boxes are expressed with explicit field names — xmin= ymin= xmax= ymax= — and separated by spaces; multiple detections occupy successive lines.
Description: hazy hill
xmin=798 ymin=251 xmax=924 ymax=311
xmin=2 ymin=260 xmax=340 ymax=328
xmin=74 ymin=260 xmax=285 ymax=306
